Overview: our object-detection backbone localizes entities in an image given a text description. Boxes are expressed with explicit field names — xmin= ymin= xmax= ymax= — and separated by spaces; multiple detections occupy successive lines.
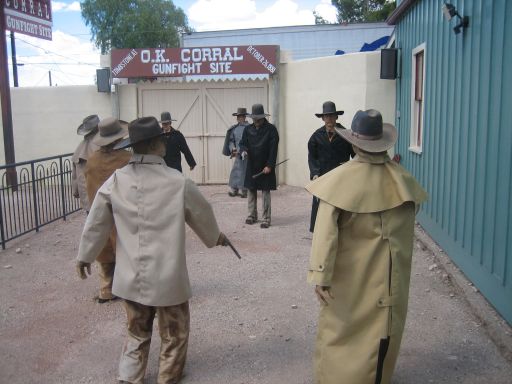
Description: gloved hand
xmin=315 ymin=285 xmax=333 ymax=306
xmin=216 ymin=232 xmax=229 ymax=246
xmin=76 ymin=261 xmax=92 ymax=280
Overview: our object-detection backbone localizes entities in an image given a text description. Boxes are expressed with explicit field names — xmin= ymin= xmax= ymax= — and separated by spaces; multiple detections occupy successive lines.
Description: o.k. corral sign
xmin=111 ymin=45 xmax=278 ymax=78
xmin=3 ymin=0 xmax=52 ymax=40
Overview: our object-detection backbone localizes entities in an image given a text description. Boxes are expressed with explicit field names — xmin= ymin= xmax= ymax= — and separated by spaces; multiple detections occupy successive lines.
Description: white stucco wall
xmin=280 ymin=51 xmax=396 ymax=187
xmin=0 ymin=86 xmax=113 ymax=163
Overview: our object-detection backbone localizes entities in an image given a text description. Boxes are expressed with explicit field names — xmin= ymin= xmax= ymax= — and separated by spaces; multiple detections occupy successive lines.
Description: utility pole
xmin=10 ymin=31 xmax=18 ymax=87
xmin=0 ymin=5 xmax=18 ymax=186
xmin=48 ymin=70 xmax=52 ymax=86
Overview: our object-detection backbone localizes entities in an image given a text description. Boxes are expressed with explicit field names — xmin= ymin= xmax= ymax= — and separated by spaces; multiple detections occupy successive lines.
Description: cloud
xmin=188 ymin=0 xmax=317 ymax=31
xmin=11 ymin=31 xmax=100 ymax=87
xmin=52 ymin=1 xmax=81 ymax=12
xmin=188 ymin=0 xmax=256 ymax=25
xmin=314 ymin=0 xmax=337 ymax=23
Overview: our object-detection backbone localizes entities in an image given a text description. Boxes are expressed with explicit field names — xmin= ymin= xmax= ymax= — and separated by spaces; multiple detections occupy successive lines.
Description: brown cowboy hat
xmin=160 ymin=111 xmax=177 ymax=123
xmin=77 ymin=114 xmax=100 ymax=135
xmin=248 ymin=104 xmax=270 ymax=119
xmin=114 ymin=116 xmax=165 ymax=150
xmin=92 ymin=117 xmax=129 ymax=147
xmin=232 ymin=107 xmax=248 ymax=116
xmin=337 ymin=109 xmax=397 ymax=153
xmin=315 ymin=101 xmax=344 ymax=118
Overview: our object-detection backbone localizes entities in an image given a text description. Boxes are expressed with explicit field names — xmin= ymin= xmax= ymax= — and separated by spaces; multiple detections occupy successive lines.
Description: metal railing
xmin=0 ymin=153 xmax=81 ymax=249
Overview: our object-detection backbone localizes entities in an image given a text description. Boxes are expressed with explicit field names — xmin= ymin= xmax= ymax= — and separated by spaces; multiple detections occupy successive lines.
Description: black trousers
xmin=310 ymin=196 xmax=319 ymax=233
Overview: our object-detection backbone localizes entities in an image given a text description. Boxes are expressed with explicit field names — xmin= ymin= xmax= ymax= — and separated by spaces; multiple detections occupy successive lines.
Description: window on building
xmin=410 ymin=43 xmax=426 ymax=153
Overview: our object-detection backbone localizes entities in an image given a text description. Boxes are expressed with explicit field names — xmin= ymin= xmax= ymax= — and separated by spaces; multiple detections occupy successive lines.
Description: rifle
xmin=252 ymin=158 xmax=289 ymax=179
xmin=226 ymin=238 xmax=242 ymax=259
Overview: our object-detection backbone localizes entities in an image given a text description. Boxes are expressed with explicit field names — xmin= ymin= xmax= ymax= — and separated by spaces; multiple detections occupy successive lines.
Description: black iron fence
xmin=0 ymin=153 xmax=81 ymax=249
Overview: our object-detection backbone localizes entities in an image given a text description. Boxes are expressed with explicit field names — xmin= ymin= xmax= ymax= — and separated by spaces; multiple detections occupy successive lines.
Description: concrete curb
xmin=414 ymin=224 xmax=512 ymax=362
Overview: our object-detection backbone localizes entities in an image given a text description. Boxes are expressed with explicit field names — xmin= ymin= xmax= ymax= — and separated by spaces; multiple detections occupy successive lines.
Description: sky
xmin=5 ymin=0 xmax=338 ymax=87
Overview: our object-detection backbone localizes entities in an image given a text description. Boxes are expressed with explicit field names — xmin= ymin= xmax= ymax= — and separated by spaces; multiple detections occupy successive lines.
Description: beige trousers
xmin=98 ymin=262 xmax=115 ymax=300
xmin=247 ymin=189 xmax=271 ymax=223
xmin=118 ymin=300 xmax=190 ymax=384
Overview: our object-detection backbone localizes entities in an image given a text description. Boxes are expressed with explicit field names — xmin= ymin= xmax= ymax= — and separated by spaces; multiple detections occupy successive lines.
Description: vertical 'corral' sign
xmin=111 ymin=45 xmax=278 ymax=78
xmin=3 ymin=0 xmax=53 ymax=40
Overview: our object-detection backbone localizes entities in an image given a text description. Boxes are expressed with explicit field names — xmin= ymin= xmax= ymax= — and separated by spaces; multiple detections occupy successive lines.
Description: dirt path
xmin=0 ymin=185 xmax=510 ymax=384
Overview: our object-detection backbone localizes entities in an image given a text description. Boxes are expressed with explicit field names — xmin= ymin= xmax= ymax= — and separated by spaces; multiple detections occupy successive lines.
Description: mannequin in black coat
xmin=308 ymin=104 xmax=354 ymax=232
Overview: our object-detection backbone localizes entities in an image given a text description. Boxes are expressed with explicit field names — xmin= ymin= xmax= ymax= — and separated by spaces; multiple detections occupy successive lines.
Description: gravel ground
xmin=0 ymin=185 xmax=511 ymax=384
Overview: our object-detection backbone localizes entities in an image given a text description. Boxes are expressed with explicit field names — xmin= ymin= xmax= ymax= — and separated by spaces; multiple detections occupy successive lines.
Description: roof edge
xmin=386 ymin=0 xmax=419 ymax=25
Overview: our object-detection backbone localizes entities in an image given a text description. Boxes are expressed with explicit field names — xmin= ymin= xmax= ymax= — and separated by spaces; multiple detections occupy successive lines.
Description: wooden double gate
xmin=138 ymin=80 xmax=268 ymax=184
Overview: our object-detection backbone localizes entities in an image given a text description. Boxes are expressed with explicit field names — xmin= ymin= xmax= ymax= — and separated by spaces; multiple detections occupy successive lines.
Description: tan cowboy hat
xmin=77 ymin=114 xmax=100 ymax=135
xmin=338 ymin=109 xmax=397 ymax=153
xmin=232 ymin=107 xmax=248 ymax=116
xmin=160 ymin=111 xmax=177 ymax=123
xmin=315 ymin=101 xmax=344 ymax=117
xmin=114 ymin=116 xmax=165 ymax=150
xmin=248 ymin=103 xmax=270 ymax=119
xmin=92 ymin=117 xmax=129 ymax=147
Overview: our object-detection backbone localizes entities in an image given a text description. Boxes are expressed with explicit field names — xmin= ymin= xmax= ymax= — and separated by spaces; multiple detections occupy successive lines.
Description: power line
xmin=16 ymin=62 xmax=98 ymax=65
xmin=15 ymin=37 xmax=98 ymax=66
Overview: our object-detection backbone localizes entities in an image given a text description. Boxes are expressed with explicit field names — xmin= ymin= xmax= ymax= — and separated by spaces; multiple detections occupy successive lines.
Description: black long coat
xmin=308 ymin=123 xmax=354 ymax=180
xmin=307 ymin=123 xmax=354 ymax=231
xmin=163 ymin=129 xmax=196 ymax=172
xmin=239 ymin=119 xmax=279 ymax=190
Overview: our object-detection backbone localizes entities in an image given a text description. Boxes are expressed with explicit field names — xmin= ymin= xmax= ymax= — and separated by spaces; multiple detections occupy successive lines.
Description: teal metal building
xmin=387 ymin=0 xmax=511 ymax=324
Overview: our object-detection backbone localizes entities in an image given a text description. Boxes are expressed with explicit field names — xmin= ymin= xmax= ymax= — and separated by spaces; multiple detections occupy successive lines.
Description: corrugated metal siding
xmin=394 ymin=0 xmax=512 ymax=323
xmin=183 ymin=24 xmax=394 ymax=60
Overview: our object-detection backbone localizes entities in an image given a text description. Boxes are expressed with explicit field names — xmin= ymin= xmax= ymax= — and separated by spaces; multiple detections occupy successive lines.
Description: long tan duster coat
xmin=306 ymin=151 xmax=427 ymax=384
xmin=85 ymin=148 xmax=131 ymax=263
xmin=71 ymin=136 xmax=99 ymax=211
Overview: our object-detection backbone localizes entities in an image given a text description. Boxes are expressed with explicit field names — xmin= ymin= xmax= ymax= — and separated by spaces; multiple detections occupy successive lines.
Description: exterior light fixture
xmin=442 ymin=3 xmax=469 ymax=34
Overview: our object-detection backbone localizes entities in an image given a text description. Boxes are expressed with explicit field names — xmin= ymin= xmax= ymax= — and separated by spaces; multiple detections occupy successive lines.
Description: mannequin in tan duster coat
xmin=307 ymin=110 xmax=427 ymax=384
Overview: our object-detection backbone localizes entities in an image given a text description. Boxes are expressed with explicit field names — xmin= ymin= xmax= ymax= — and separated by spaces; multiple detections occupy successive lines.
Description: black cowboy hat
xmin=315 ymin=101 xmax=344 ymax=118
xmin=248 ymin=104 xmax=270 ymax=119
xmin=159 ymin=111 xmax=177 ymax=123
xmin=232 ymin=107 xmax=248 ymax=116
xmin=114 ymin=116 xmax=165 ymax=150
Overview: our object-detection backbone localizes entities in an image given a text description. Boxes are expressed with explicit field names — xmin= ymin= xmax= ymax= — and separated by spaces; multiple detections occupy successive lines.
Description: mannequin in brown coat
xmin=85 ymin=117 xmax=131 ymax=302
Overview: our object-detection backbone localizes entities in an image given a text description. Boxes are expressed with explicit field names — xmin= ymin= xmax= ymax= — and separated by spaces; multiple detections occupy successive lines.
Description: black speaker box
xmin=380 ymin=48 xmax=397 ymax=80
xmin=96 ymin=68 xmax=111 ymax=92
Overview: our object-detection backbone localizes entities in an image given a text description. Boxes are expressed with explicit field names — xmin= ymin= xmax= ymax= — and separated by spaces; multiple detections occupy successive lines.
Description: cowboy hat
xmin=248 ymin=104 xmax=270 ymax=119
xmin=159 ymin=111 xmax=177 ymax=123
xmin=232 ymin=107 xmax=248 ymax=116
xmin=337 ymin=109 xmax=397 ymax=153
xmin=92 ymin=117 xmax=129 ymax=147
xmin=77 ymin=114 xmax=100 ymax=135
xmin=315 ymin=101 xmax=344 ymax=118
xmin=114 ymin=116 xmax=165 ymax=150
